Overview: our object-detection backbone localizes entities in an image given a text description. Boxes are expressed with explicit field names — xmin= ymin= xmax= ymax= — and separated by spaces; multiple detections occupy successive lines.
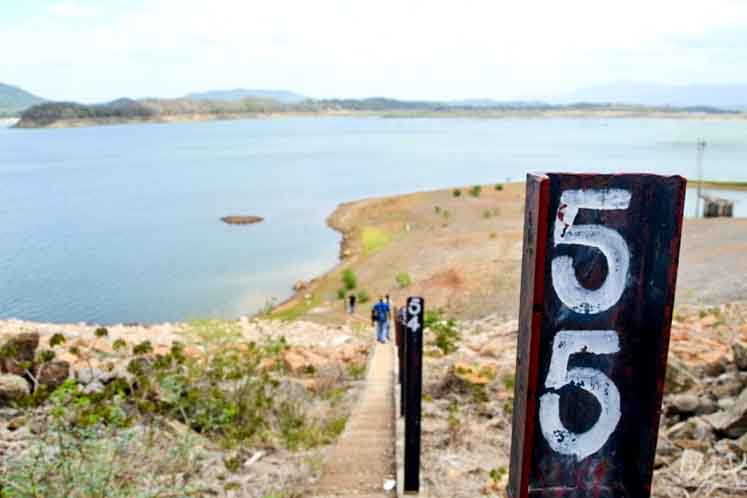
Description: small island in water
xmin=220 ymin=215 xmax=264 ymax=225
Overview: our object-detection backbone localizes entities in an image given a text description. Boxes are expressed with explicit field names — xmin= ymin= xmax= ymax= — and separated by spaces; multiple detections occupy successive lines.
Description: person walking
xmin=371 ymin=296 xmax=391 ymax=343
xmin=347 ymin=293 xmax=357 ymax=314
xmin=383 ymin=294 xmax=393 ymax=341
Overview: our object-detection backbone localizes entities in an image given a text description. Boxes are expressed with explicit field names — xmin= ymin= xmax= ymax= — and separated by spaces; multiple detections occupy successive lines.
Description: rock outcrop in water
xmin=220 ymin=215 xmax=264 ymax=225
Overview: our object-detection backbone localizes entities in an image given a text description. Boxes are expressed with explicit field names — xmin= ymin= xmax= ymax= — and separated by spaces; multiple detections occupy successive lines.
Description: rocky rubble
xmin=416 ymin=304 xmax=747 ymax=498
xmin=0 ymin=317 xmax=368 ymax=400
xmin=0 ymin=316 xmax=372 ymax=497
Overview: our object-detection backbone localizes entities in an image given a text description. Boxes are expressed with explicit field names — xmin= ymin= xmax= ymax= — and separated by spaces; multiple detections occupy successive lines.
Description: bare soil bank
xmin=273 ymin=182 xmax=747 ymax=324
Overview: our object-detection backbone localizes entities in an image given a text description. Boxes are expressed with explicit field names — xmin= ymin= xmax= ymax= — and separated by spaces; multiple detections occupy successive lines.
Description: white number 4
xmin=407 ymin=299 xmax=422 ymax=331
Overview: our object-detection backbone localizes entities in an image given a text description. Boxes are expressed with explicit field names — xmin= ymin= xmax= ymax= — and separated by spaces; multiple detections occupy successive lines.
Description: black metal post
xmin=404 ymin=296 xmax=424 ymax=493
xmin=396 ymin=307 xmax=406 ymax=417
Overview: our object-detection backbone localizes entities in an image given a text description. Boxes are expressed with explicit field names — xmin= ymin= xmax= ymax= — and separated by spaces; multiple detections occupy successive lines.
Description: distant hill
xmin=0 ymin=83 xmax=45 ymax=115
xmin=16 ymin=96 xmax=287 ymax=128
xmin=185 ymin=89 xmax=307 ymax=104
xmin=16 ymin=93 xmax=745 ymax=129
xmin=559 ymin=82 xmax=747 ymax=110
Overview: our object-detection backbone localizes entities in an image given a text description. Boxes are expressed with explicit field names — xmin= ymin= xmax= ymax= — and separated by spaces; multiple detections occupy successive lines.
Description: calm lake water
xmin=1 ymin=117 xmax=746 ymax=324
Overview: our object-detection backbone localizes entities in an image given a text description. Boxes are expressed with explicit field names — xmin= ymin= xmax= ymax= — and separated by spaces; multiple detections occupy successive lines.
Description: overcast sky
xmin=3 ymin=0 xmax=747 ymax=103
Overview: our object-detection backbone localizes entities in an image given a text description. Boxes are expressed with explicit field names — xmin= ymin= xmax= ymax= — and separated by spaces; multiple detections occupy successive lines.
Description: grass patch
xmin=356 ymin=290 xmax=370 ymax=304
xmin=361 ymin=226 xmax=392 ymax=256
xmin=271 ymin=295 xmax=320 ymax=321
xmin=187 ymin=319 xmax=242 ymax=346
xmin=395 ymin=272 xmax=412 ymax=288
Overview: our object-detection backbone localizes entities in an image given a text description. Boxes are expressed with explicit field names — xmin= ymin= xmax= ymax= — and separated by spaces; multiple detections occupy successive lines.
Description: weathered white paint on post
xmin=552 ymin=189 xmax=631 ymax=314
xmin=539 ymin=330 xmax=621 ymax=461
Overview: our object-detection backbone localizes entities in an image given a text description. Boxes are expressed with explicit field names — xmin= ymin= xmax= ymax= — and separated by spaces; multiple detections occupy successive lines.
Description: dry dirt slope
xmin=274 ymin=183 xmax=747 ymax=324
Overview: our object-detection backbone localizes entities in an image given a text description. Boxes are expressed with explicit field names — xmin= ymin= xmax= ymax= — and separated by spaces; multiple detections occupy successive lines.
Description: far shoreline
xmin=13 ymin=108 xmax=747 ymax=130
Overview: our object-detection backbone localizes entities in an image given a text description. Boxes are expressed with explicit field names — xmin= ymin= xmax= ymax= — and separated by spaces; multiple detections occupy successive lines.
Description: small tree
xmin=341 ymin=269 xmax=357 ymax=290
xmin=452 ymin=188 xmax=462 ymax=197
xmin=469 ymin=185 xmax=482 ymax=197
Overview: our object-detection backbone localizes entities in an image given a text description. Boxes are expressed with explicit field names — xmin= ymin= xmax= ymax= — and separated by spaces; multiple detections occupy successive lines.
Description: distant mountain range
xmin=8 ymin=80 xmax=747 ymax=127
xmin=0 ymin=83 xmax=45 ymax=115
xmin=558 ymin=82 xmax=747 ymax=110
xmin=185 ymin=88 xmax=307 ymax=104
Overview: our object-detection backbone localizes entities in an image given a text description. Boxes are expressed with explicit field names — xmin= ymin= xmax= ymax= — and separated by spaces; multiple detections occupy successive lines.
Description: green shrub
xmin=502 ymin=373 xmax=515 ymax=391
xmin=49 ymin=333 xmax=66 ymax=347
xmin=336 ymin=288 xmax=346 ymax=300
xmin=2 ymin=323 xmax=357 ymax=497
xmin=395 ymin=272 xmax=412 ymax=288
xmin=425 ymin=309 xmax=461 ymax=355
xmin=434 ymin=206 xmax=441 ymax=213
xmin=469 ymin=185 xmax=482 ymax=197
xmin=494 ymin=183 xmax=504 ymax=191
xmin=37 ymin=349 xmax=55 ymax=363
xmin=132 ymin=340 xmax=153 ymax=356
xmin=452 ymin=188 xmax=462 ymax=197
xmin=94 ymin=327 xmax=109 ymax=338
xmin=341 ymin=269 xmax=357 ymax=290
xmin=356 ymin=290 xmax=369 ymax=303
xmin=347 ymin=363 xmax=366 ymax=381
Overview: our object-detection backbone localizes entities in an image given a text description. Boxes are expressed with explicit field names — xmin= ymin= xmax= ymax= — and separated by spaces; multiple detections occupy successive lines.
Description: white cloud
xmin=5 ymin=0 xmax=747 ymax=101
xmin=48 ymin=2 xmax=90 ymax=18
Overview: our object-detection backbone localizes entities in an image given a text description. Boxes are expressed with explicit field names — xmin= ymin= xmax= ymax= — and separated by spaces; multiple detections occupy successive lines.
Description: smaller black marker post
xmin=403 ymin=296 xmax=424 ymax=493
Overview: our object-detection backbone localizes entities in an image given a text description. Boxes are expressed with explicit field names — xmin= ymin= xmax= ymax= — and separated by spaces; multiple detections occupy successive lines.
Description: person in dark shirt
xmin=348 ymin=293 xmax=357 ymax=314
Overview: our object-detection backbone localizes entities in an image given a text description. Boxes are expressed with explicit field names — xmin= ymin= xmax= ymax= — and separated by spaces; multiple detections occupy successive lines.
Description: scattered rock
xmin=668 ymin=416 xmax=714 ymax=446
xmin=7 ymin=415 xmax=26 ymax=431
xmin=718 ymin=397 xmax=736 ymax=411
xmin=706 ymin=387 xmax=747 ymax=438
xmin=702 ymin=356 xmax=727 ymax=377
xmin=665 ymin=356 xmax=697 ymax=394
xmin=282 ymin=350 xmax=306 ymax=375
xmin=76 ymin=366 xmax=107 ymax=385
xmin=1 ymin=332 xmax=39 ymax=375
xmin=36 ymin=360 xmax=70 ymax=389
xmin=695 ymin=395 xmax=717 ymax=415
xmin=0 ymin=374 xmax=30 ymax=403
xmin=668 ymin=393 xmax=700 ymax=414
xmin=734 ymin=341 xmax=747 ymax=371
xmin=82 ymin=380 xmax=105 ymax=395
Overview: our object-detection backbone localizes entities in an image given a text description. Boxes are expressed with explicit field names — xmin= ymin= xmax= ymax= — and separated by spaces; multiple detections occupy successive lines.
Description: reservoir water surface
xmin=1 ymin=117 xmax=745 ymax=323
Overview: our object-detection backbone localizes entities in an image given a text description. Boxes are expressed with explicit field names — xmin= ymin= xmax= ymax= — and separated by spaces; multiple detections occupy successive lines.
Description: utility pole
xmin=695 ymin=140 xmax=707 ymax=218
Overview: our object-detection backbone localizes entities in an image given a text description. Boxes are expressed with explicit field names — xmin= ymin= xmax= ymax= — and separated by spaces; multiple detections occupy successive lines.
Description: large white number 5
xmin=552 ymin=189 xmax=631 ymax=314
xmin=539 ymin=330 xmax=621 ymax=461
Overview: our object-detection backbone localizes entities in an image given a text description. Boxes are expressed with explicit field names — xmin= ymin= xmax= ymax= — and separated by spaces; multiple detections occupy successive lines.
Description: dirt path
xmin=311 ymin=342 xmax=396 ymax=497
